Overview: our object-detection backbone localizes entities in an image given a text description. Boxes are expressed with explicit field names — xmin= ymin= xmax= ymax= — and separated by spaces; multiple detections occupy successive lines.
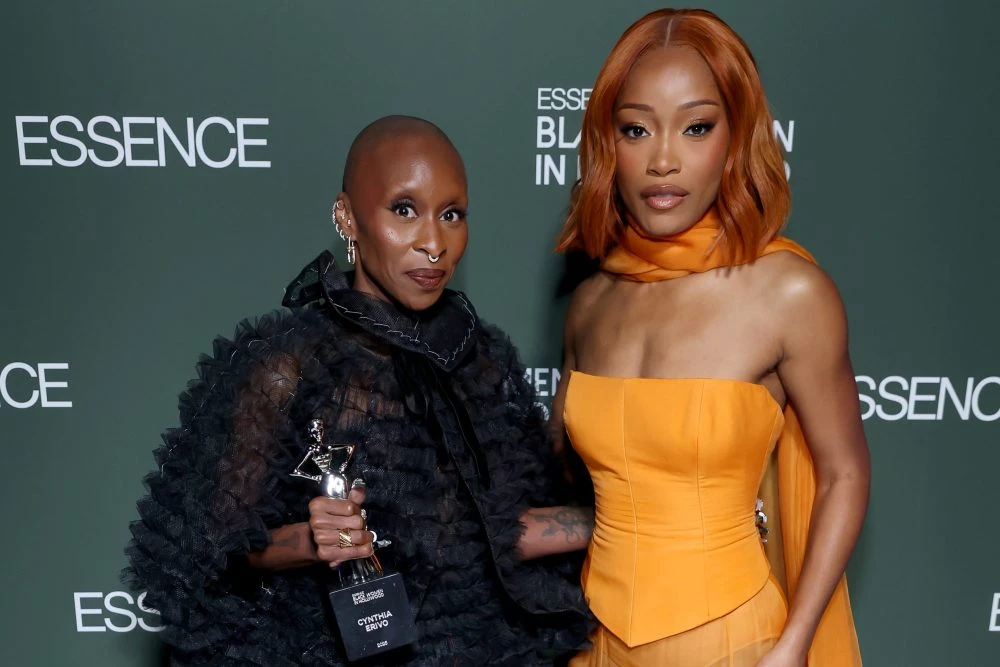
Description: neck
xmin=625 ymin=207 xmax=720 ymax=242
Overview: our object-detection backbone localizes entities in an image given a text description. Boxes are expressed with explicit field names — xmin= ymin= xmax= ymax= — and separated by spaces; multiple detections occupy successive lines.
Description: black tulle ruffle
xmin=124 ymin=259 xmax=592 ymax=666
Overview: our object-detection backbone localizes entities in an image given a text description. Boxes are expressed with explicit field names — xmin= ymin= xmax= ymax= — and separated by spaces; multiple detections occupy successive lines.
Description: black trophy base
xmin=328 ymin=571 xmax=417 ymax=662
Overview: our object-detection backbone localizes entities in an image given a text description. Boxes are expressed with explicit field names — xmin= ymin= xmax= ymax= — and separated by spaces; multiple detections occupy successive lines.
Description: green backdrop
xmin=2 ymin=1 xmax=998 ymax=664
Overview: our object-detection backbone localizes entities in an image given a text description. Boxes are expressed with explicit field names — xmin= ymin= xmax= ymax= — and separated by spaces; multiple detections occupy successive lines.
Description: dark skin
xmin=338 ymin=117 xmax=470 ymax=312
xmin=551 ymin=48 xmax=870 ymax=665
xmin=249 ymin=116 xmax=592 ymax=572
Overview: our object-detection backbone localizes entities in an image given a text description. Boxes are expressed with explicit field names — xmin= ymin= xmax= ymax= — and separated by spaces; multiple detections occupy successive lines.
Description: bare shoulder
xmin=750 ymin=250 xmax=850 ymax=360
xmin=753 ymin=250 xmax=844 ymax=317
xmin=563 ymin=271 xmax=612 ymax=344
xmin=566 ymin=271 xmax=612 ymax=321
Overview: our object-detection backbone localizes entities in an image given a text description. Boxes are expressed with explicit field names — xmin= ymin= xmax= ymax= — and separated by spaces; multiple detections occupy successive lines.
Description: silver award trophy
xmin=292 ymin=419 xmax=417 ymax=661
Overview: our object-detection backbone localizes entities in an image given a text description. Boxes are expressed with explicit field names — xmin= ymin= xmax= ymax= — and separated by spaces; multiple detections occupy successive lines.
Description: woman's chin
xmin=396 ymin=289 xmax=446 ymax=312
xmin=632 ymin=214 xmax=700 ymax=239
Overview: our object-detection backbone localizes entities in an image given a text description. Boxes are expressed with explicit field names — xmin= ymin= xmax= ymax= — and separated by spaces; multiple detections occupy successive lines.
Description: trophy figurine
xmin=292 ymin=420 xmax=383 ymax=584
xmin=292 ymin=418 xmax=417 ymax=661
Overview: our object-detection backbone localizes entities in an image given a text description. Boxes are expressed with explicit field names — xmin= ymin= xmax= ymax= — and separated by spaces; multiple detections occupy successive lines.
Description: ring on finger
xmin=338 ymin=527 xmax=353 ymax=548
xmin=360 ymin=508 xmax=367 ymax=522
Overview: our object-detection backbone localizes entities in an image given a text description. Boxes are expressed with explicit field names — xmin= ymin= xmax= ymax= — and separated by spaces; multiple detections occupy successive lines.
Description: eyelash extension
xmin=618 ymin=123 xmax=648 ymax=139
xmin=686 ymin=121 xmax=717 ymax=135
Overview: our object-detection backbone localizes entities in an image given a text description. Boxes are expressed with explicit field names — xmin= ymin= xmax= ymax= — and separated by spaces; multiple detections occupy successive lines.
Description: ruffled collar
xmin=282 ymin=251 xmax=478 ymax=371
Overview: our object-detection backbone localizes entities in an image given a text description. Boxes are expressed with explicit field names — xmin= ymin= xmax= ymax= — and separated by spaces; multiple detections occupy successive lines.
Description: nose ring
xmin=425 ymin=252 xmax=441 ymax=263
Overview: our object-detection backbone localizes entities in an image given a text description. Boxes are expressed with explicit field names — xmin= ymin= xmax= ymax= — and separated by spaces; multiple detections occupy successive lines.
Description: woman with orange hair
xmin=553 ymin=8 xmax=868 ymax=666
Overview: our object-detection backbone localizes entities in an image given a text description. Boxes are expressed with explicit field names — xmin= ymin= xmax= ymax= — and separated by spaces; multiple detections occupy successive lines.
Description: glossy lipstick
xmin=641 ymin=184 xmax=689 ymax=211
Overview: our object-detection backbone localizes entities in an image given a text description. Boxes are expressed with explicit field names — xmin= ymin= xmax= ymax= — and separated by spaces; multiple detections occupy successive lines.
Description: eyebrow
xmin=616 ymin=99 xmax=720 ymax=112
xmin=679 ymin=99 xmax=720 ymax=110
xmin=617 ymin=102 xmax=654 ymax=112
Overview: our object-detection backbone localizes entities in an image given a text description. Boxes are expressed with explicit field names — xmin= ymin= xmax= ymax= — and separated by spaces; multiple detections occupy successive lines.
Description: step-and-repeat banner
xmin=2 ymin=1 xmax=997 ymax=664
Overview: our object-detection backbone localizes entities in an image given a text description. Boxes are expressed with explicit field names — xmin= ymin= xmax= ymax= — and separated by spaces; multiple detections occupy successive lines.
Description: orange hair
xmin=557 ymin=8 xmax=790 ymax=263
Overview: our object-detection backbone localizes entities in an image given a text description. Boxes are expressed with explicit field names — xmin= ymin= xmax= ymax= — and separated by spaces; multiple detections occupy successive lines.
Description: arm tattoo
xmin=534 ymin=507 xmax=594 ymax=544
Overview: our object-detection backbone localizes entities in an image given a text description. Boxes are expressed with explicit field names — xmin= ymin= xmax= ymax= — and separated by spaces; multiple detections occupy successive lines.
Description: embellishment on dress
xmin=755 ymin=498 xmax=769 ymax=543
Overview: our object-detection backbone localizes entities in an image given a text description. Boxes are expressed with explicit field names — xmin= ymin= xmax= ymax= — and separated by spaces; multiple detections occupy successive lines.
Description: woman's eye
xmin=621 ymin=124 xmax=649 ymax=139
xmin=684 ymin=122 xmax=715 ymax=137
xmin=392 ymin=203 xmax=417 ymax=218
xmin=441 ymin=209 xmax=466 ymax=223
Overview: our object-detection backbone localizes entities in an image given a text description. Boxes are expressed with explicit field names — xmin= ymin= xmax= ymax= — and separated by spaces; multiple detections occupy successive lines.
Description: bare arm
xmin=247 ymin=489 xmax=373 ymax=571
xmin=768 ymin=262 xmax=871 ymax=661
xmin=247 ymin=522 xmax=317 ymax=570
xmin=517 ymin=506 xmax=594 ymax=560
xmin=550 ymin=277 xmax=598 ymax=481
xmin=548 ymin=326 xmax=576 ymax=462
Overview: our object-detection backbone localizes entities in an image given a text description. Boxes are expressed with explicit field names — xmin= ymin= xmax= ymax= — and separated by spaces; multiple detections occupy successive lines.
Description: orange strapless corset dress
xmin=565 ymin=372 xmax=788 ymax=665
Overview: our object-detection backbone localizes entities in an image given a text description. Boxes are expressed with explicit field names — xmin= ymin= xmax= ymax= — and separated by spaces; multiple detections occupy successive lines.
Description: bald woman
xmin=125 ymin=116 xmax=593 ymax=666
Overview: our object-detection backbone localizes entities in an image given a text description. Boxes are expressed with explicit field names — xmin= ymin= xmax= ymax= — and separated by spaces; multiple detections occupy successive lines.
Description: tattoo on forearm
xmin=533 ymin=507 xmax=594 ymax=544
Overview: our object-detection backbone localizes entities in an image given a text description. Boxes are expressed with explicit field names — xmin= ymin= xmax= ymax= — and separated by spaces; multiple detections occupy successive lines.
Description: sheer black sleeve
xmin=123 ymin=312 xmax=317 ymax=659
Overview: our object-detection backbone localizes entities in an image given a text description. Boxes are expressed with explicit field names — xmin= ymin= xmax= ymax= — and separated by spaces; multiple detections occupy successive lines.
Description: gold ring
xmin=338 ymin=527 xmax=353 ymax=548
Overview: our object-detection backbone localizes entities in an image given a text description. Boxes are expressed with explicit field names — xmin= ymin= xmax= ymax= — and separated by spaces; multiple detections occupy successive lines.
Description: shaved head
xmin=342 ymin=115 xmax=460 ymax=194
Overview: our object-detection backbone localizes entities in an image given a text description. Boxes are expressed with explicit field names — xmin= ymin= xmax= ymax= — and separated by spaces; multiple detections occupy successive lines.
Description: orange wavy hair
xmin=557 ymin=8 xmax=790 ymax=263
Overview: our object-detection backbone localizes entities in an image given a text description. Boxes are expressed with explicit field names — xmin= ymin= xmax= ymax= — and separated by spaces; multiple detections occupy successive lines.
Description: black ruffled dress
xmin=124 ymin=252 xmax=591 ymax=666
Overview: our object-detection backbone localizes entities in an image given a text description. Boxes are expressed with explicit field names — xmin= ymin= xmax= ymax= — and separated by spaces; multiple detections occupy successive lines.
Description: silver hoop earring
xmin=335 ymin=214 xmax=353 ymax=240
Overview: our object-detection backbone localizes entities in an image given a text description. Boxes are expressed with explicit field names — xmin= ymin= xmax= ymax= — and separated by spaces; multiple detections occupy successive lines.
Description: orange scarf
xmin=602 ymin=209 xmax=862 ymax=666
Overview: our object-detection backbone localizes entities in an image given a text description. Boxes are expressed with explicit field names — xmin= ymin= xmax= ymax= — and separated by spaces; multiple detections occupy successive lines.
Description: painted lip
xmin=405 ymin=269 xmax=446 ymax=290
xmin=640 ymin=184 xmax=689 ymax=211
